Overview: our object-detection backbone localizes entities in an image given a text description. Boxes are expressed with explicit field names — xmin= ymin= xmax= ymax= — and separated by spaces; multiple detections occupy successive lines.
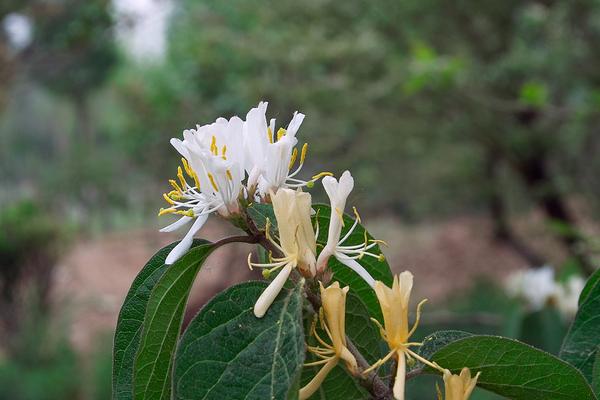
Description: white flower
xmin=249 ymin=188 xmax=317 ymax=317
xmin=159 ymin=116 xmax=246 ymax=264
xmin=505 ymin=266 xmax=558 ymax=311
xmin=316 ymin=171 xmax=381 ymax=287
xmin=556 ymin=275 xmax=585 ymax=317
xmin=244 ymin=101 xmax=330 ymax=196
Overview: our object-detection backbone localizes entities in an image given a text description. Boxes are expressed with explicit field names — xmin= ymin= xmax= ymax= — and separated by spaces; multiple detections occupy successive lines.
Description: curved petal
xmin=335 ymin=255 xmax=375 ymax=288
xmin=159 ymin=215 xmax=193 ymax=233
xmin=165 ymin=214 xmax=209 ymax=265
xmin=253 ymin=263 xmax=293 ymax=318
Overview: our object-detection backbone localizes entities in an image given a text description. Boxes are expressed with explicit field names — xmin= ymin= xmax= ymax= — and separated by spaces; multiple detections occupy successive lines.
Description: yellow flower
xmin=365 ymin=272 xmax=440 ymax=400
xmin=271 ymin=188 xmax=317 ymax=276
xmin=374 ymin=272 xmax=414 ymax=348
xmin=299 ymin=282 xmax=357 ymax=400
xmin=250 ymin=188 xmax=317 ymax=318
xmin=440 ymin=368 xmax=480 ymax=400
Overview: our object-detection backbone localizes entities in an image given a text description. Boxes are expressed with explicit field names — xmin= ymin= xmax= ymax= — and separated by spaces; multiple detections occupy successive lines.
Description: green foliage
xmin=0 ymin=308 xmax=79 ymax=400
xmin=300 ymin=366 xmax=367 ymax=400
xmin=113 ymin=240 xmax=208 ymax=400
xmin=411 ymin=330 xmax=473 ymax=371
xmin=173 ymin=281 xmax=305 ymax=400
xmin=519 ymin=81 xmax=549 ymax=107
xmin=561 ymin=268 xmax=600 ymax=385
xmin=133 ymin=241 xmax=214 ymax=400
xmin=30 ymin=0 xmax=117 ymax=98
xmin=593 ymin=350 xmax=600 ymax=397
xmin=579 ymin=268 xmax=600 ymax=307
xmin=430 ymin=335 xmax=596 ymax=400
xmin=0 ymin=199 xmax=63 ymax=266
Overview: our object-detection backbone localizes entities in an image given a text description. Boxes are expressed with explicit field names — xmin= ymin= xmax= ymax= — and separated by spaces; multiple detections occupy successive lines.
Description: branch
xmin=213 ymin=234 xmax=261 ymax=248
xmin=346 ymin=338 xmax=394 ymax=399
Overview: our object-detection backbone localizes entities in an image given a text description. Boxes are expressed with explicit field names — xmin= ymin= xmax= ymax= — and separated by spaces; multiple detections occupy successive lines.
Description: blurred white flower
xmin=160 ymin=116 xmax=246 ymax=264
xmin=2 ymin=13 xmax=32 ymax=50
xmin=505 ymin=266 xmax=585 ymax=318
xmin=555 ymin=275 xmax=585 ymax=317
xmin=505 ymin=266 xmax=558 ymax=311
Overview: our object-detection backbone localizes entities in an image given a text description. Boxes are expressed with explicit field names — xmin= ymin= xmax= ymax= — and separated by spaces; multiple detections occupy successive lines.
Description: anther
xmin=276 ymin=128 xmax=286 ymax=141
xmin=207 ymin=172 xmax=219 ymax=192
xmin=300 ymin=143 xmax=308 ymax=164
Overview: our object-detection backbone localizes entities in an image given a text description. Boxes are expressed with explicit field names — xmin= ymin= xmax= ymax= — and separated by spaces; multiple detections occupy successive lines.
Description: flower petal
xmin=165 ymin=214 xmax=208 ymax=265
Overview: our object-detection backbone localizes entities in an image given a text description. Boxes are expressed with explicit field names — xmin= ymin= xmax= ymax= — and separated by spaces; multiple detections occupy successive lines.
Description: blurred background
xmin=1 ymin=0 xmax=600 ymax=398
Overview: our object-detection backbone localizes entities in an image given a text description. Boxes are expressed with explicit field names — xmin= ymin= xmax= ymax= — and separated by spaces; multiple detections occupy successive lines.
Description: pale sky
xmin=112 ymin=0 xmax=173 ymax=61
xmin=2 ymin=0 xmax=173 ymax=61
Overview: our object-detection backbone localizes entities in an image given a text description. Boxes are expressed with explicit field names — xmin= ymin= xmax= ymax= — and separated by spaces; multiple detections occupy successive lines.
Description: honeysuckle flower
xmin=505 ymin=266 xmax=559 ymax=311
xmin=316 ymin=171 xmax=382 ymax=287
xmin=249 ymin=188 xmax=317 ymax=318
xmin=244 ymin=101 xmax=331 ymax=196
xmin=299 ymin=282 xmax=357 ymax=400
xmin=159 ymin=116 xmax=245 ymax=264
xmin=365 ymin=272 xmax=441 ymax=400
xmin=438 ymin=368 xmax=480 ymax=400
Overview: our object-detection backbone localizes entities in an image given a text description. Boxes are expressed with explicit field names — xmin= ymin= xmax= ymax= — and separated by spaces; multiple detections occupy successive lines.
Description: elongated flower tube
xmin=159 ymin=116 xmax=245 ymax=264
xmin=244 ymin=101 xmax=331 ymax=196
xmin=250 ymin=188 xmax=317 ymax=317
xmin=316 ymin=171 xmax=382 ymax=287
xmin=365 ymin=272 xmax=442 ymax=400
xmin=439 ymin=368 xmax=480 ymax=400
xmin=299 ymin=282 xmax=357 ymax=400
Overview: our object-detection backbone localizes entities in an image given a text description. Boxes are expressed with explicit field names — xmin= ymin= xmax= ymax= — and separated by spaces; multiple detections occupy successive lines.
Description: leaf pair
xmin=113 ymin=239 xmax=306 ymax=400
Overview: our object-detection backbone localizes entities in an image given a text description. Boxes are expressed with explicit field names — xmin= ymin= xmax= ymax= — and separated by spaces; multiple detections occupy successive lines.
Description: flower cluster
xmin=159 ymin=102 xmax=329 ymax=264
xmin=505 ymin=266 xmax=585 ymax=317
xmin=160 ymin=103 xmax=482 ymax=400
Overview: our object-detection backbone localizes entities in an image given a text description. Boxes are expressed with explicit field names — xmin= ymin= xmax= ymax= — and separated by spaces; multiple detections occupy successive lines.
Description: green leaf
xmin=429 ymin=335 xmax=596 ymax=400
xmin=344 ymin=291 xmax=387 ymax=364
xmin=247 ymin=202 xmax=278 ymax=237
xmin=112 ymin=239 xmax=207 ymax=400
xmin=313 ymin=204 xmax=393 ymax=322
xmin=561 ymin=271 xmax=600 ymax=384
xmin=300 ymin=366 xmax=367 ymax=400
xmin=133 ymin=242 xmax=215 ymax=400
xmin=520 ymin=81 xmax=548 ymax=107
xmin=173 ymin=281 xmax=305 ymax=400
xmin=579 ymin=269 xmax=600 ymax=306
xmin=410 ymin=330 xmax=472 ymax=371
xmin=592 ymin=349 xmax=600 ymax=396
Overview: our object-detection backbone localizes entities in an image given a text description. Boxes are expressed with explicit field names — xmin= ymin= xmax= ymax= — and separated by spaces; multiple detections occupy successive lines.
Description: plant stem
xmin=345 ymin=339 xmax=395 ymax=399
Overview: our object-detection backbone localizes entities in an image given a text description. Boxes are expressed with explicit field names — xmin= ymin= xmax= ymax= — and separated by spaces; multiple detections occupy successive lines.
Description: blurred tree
xmin=0 ymin=200 xmax=65 ymax=351
xmin=371 ymin=0 xmax=600 ymax=272
xmin=109 ymin=0 xmax=600 ymax=271
xmin=28 ymin=0 xmax=117 ymax=147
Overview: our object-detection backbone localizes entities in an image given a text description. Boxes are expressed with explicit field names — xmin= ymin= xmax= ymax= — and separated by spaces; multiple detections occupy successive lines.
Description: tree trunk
xmin=516 ymin=154 xmax=594 ymax=275
xmin=485 ymin=148 xmax=546 ymax=267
